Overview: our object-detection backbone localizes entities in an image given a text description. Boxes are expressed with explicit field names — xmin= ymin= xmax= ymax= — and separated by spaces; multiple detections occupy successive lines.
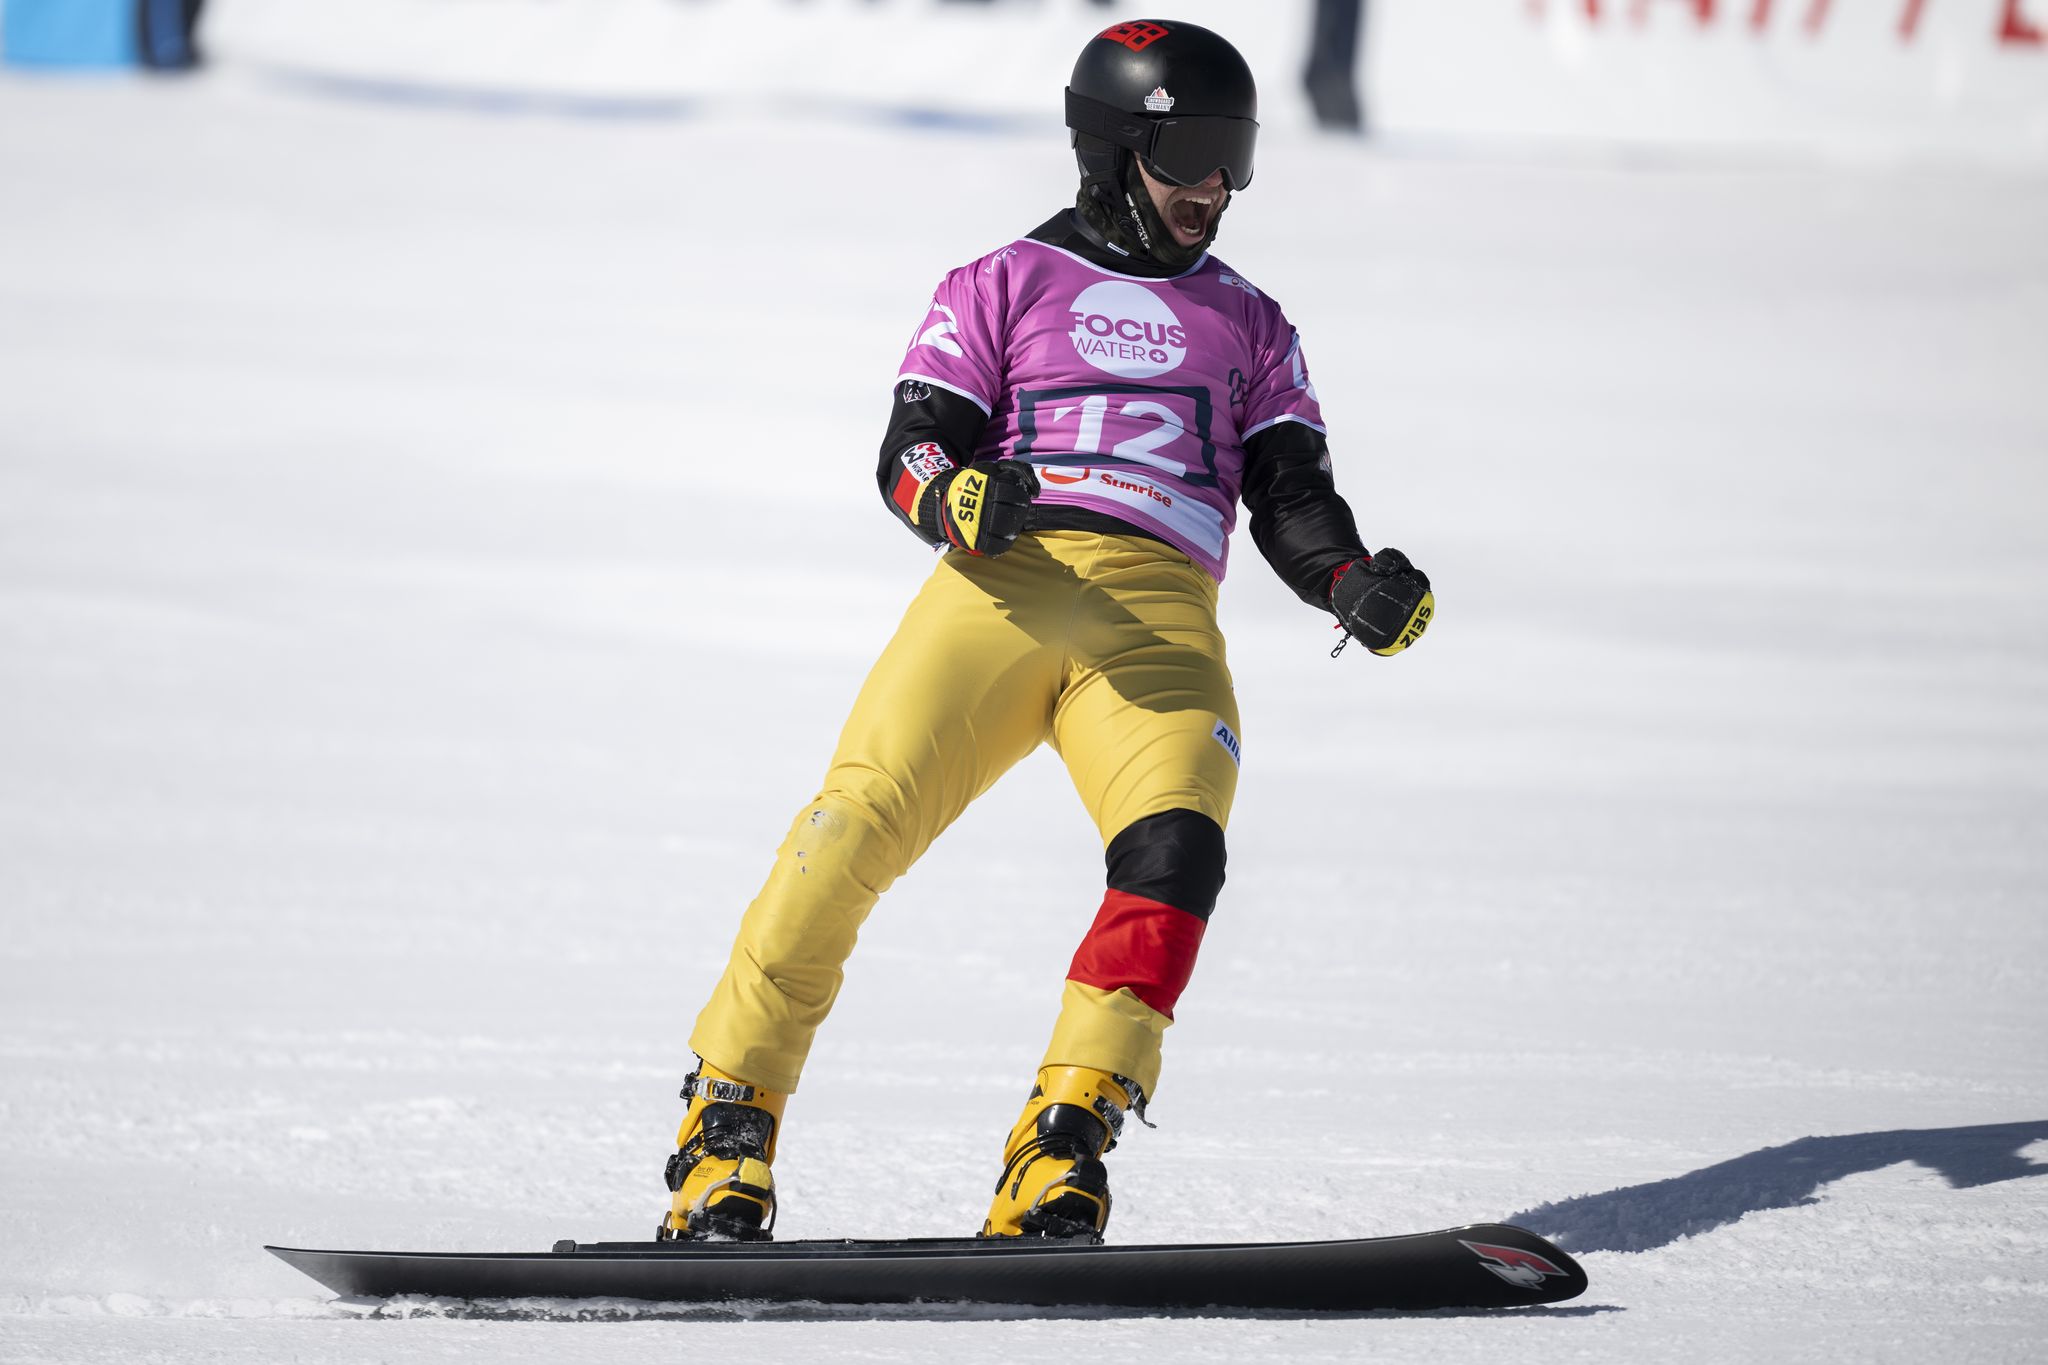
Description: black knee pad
xmin=1104 ymin=809 xmax=1226 ymax=921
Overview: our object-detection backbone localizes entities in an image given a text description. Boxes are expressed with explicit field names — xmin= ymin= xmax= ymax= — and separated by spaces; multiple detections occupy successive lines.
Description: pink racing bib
xmin=896 ymin=239 xmax=1324 ymax=581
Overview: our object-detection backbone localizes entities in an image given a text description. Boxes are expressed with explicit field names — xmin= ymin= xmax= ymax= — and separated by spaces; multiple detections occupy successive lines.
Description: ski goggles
xmin=1065 ymin=88 xmax=1258 ymax=191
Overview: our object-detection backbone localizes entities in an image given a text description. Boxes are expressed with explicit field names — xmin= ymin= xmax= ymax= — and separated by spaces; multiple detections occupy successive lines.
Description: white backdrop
xmin=1377 ymin=0 xmax=2048 ymax=164
xmin=201 ymin=0 xmax=2048 ymax=163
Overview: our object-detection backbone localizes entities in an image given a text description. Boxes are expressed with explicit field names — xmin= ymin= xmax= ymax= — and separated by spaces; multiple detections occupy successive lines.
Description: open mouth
xmin=1166 ymin=190 xmax=1219 ymax=244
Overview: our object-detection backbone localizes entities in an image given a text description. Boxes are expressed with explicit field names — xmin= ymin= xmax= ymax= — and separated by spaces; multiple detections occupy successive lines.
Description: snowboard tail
xmin=266 ymin=1222 xmax=1586 ymax=1313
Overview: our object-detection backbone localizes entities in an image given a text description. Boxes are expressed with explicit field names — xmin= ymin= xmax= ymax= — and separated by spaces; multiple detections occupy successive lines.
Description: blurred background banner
xmin=170 ymin=0 xmax=2048 ymax=164
xmin=2 ymin=0 xmax=141 ymax=68
xmin=2 ymin=0 xmax=201 ymax=70
xmin=1380 ymin=0 xmax=2048 ymax=164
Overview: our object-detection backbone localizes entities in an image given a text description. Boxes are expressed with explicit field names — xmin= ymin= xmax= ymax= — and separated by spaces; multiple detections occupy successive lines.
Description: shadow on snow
xmin=1513 ymin=1119 xmax=2048 ymax=1254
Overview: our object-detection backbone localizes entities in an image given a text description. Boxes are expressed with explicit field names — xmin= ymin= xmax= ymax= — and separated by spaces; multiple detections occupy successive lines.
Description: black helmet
xmin=1066 ymin=19 xmax=1258 ymax=192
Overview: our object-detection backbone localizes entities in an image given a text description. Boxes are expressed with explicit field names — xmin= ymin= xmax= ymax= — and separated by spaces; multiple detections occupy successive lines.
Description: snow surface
xmin=2 ymin=58 xmax=2047 ymax=1365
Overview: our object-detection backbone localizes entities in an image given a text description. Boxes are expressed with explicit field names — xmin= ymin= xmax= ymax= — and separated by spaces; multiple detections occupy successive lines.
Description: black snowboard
xmin=266 ymin=1222 xmax=1586 ymax=1313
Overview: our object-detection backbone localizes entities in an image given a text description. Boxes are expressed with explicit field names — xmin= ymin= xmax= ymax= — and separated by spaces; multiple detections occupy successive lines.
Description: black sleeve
xmin=875 ymin=380 xmax=991 ymax=546
xmin=1241 ymin=420 xmax=1369 ymax=611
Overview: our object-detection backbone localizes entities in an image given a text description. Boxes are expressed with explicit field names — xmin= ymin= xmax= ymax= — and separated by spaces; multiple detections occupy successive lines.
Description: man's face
xmin=1134 ymin=160 xmax=1227 ymax=250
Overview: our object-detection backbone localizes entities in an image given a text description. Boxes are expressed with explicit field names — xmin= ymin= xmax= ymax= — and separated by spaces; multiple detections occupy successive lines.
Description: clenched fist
xmin=1330 ymin=549 xmax=1433 ymax=656
xmin=921 ymin=460 xmax=1041 ymax=557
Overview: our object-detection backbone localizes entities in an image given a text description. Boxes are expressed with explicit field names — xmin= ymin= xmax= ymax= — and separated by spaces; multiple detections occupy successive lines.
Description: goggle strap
xmin=1065 ymin=88 xmax=1158 ymax=159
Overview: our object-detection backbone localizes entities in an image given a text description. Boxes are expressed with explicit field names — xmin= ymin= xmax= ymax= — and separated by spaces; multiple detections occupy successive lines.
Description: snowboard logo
xmin=1459 ymin=1240 xmax=1568 ymax=1291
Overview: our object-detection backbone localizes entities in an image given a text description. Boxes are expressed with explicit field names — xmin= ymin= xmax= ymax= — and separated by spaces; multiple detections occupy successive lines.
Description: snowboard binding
xmin=981 ymin=1065 xmax=1142 ymax=1240
xmin=657 ymin=1061 xmax=786 ymax=1243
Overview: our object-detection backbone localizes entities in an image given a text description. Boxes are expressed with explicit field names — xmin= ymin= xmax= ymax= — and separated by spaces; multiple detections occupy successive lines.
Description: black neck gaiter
xmin=1074 ymin=153 xmax=1227 ymax=277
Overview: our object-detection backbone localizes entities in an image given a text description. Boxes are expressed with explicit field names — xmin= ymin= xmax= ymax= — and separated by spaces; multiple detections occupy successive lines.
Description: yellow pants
xmin=690 ymin=531 xmax=1241 ymax=1101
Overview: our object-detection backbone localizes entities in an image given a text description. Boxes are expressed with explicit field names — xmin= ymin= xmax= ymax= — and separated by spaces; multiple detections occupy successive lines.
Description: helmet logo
xmin=1067 ymin=281 xmax=1188 ymax=380
xmin=1099 ymin=22 xmax=1170 ymax=51
xmin=1143 ymin=87 xmax=1175 ymax=113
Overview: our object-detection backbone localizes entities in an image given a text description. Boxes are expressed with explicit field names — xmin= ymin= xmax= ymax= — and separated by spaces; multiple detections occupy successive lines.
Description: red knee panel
xmin=1067 ymin=890 xmax=1208 ymax=1020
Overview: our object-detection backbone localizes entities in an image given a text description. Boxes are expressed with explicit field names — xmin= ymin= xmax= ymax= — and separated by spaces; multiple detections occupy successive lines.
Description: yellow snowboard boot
xmin=982 ymin=1065 xmax=1142 ymax=1239
xmin=658 ymin=1060 xmax=787 ymax=1241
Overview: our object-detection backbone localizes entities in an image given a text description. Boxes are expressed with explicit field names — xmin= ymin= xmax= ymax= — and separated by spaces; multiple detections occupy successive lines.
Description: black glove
xmin=918 ymin=460 xmax=1040 ymax=557
xmin=1330 ymin=548 xmax=1433 ymax=656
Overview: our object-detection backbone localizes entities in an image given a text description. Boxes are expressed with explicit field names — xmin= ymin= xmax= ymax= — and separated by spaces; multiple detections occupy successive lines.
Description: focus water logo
xmin=1067 ymin=281 xmax=1187 ymax=379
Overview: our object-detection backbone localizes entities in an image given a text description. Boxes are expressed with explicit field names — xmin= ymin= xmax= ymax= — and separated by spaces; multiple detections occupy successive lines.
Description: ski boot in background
xmin=657 ymin=1060 xmax=787 ymax=1241
xmin=982 ymin=1065 xmax=1145 ymax=1239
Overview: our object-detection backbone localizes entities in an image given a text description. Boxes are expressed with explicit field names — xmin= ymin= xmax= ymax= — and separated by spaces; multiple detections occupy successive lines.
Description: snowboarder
xmin=661 ymin=17 xmax=1434 ymax=1243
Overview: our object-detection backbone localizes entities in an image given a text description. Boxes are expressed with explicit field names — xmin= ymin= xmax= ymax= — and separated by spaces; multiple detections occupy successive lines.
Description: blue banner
xmin=3 ymin=0 xmax=140 ymax=68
